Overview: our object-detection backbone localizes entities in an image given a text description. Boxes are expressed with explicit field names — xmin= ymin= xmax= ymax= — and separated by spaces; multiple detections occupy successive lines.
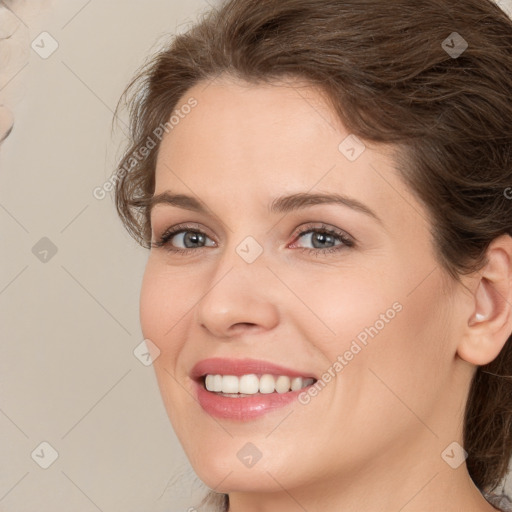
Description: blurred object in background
xmin=0 ymin=104 xmax=14 ymax=143
xmin=0 ymin=0 xmax=54 ymax=146
xmin=496 ymin=0 xmax=512 ymax=17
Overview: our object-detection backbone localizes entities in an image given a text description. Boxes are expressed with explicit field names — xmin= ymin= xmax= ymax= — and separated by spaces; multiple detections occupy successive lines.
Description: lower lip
xmin=193 ymin=379 xmax=313 ymax=420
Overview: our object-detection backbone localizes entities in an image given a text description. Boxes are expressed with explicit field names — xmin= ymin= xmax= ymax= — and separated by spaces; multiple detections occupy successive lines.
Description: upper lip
xmin=190 ymin=358 xmax=318 ymax=381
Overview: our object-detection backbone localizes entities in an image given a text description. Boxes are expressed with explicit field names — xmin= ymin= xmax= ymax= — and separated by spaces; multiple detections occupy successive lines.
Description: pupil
xmin=185 ymin=231 xmax=204 ymax=248
xmin=313 ymin=232 xmax=333 ymax=248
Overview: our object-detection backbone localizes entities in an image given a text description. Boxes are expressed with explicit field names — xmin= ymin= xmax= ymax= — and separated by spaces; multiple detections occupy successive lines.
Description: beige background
xmin=1 ymin=1 xmax=511 ymax=511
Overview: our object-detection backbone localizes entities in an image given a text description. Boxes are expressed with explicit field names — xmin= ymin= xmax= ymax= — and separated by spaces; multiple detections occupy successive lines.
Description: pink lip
xmin=190 ymin=358 xmax=318 ymax=421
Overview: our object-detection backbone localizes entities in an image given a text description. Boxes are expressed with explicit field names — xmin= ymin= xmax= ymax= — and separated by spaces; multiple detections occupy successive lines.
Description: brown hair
xmin=113 ymin=0 xmax=512 ymax=509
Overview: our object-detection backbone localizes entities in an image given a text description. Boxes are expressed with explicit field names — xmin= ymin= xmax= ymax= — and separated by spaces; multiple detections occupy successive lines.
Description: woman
xmin=114 ymin=0 xmax=512 ymax=510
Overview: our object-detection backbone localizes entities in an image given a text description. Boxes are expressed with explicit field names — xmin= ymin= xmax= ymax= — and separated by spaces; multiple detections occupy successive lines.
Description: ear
xmin=457 ymin=234 xmax=512 ymax=366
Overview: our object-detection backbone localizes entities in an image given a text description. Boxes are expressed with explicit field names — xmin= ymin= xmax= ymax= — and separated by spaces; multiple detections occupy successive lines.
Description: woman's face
xmin=140 ymin=77 xmax=471 ymax=495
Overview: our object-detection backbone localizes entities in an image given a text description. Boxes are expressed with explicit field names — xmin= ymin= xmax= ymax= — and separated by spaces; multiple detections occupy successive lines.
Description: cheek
xmin=352 ymin=272 xmax=454 ymax=418
xmin=139 ymin=258 xmax=206 ymax=366
xmin=139 ymin=261 xmax=193 ymax=422
xmin=292 ymin=267 xmax=402 ymax=353
xmin=139 ymin=260 xmax=185 ymax=357
xmin=309 ymin=262 xmax=453 ymax=406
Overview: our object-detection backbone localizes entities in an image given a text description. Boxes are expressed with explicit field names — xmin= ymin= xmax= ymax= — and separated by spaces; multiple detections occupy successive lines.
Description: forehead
xmin=157 ymin=77 xmax=341 ymax=167
xmin=158 ymin=78 xmax=354 ymax=179
xmin=153 ymin=77 xmax=424 ymax=231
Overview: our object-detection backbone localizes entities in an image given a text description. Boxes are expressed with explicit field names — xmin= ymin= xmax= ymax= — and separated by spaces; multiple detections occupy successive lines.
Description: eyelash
xmin=151 ymin=222 xmax=355 ymax=257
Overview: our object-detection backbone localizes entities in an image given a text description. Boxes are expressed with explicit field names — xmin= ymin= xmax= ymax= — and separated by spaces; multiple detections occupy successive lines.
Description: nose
xmin=194 ymin=252 xmax=280 ymax=339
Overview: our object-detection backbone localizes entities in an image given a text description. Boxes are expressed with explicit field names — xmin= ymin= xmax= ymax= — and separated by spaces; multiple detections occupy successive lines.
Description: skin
xmin=140 ymin=76 xmax=512 ymax=512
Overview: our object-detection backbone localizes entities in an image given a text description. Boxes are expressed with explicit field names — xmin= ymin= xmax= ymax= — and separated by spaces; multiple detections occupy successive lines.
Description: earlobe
xmin=457 ymin=234 xmax=512 ymax=366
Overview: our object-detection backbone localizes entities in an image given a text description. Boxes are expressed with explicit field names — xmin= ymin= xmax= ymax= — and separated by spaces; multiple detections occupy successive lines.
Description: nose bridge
xmin=209 ymin=218 xmax=271 ymax=285
xmin=193 ymin=232 xmax=280 ymax=337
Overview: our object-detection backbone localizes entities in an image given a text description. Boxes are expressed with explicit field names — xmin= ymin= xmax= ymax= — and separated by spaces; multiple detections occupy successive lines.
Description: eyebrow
xmin=148 ymin=191 xmax=382 ymax=224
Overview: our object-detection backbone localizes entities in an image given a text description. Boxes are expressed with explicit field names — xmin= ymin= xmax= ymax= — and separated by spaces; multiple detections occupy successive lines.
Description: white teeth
xmin=290 ymin=377 xmax=304 ymax=391
xmin=213 ymin=374 xmax=222 ymax=392
xmin=240 ymin=374 xmax=259 ymax=394
xmin=205 ymin=374 xmax=222 ymax=392
xmin=221 ymin=375 xmax=239 ymax=394
xmin=205 ymin=374 xmax=214 ymax=391
xmin=204 ymin=373 xmax=315 ymax=394
xmin=259 ymin=374 xmax=275 ymax=394
xmin=275 ymin=375 xmax=291 ymax=393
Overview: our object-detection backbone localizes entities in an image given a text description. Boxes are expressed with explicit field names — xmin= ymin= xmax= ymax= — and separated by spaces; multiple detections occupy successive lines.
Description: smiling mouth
xmin=201 ymin=373 xmax=317 ymax=396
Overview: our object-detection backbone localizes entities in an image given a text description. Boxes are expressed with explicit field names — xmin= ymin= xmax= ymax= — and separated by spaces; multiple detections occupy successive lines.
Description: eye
xmin=289 ymin=223 xmax=355 ymax=255
xmin=151 ymin=223 xmax=216 ymax=255
xmin=151 ymin=222 xmax=355 ymax=256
